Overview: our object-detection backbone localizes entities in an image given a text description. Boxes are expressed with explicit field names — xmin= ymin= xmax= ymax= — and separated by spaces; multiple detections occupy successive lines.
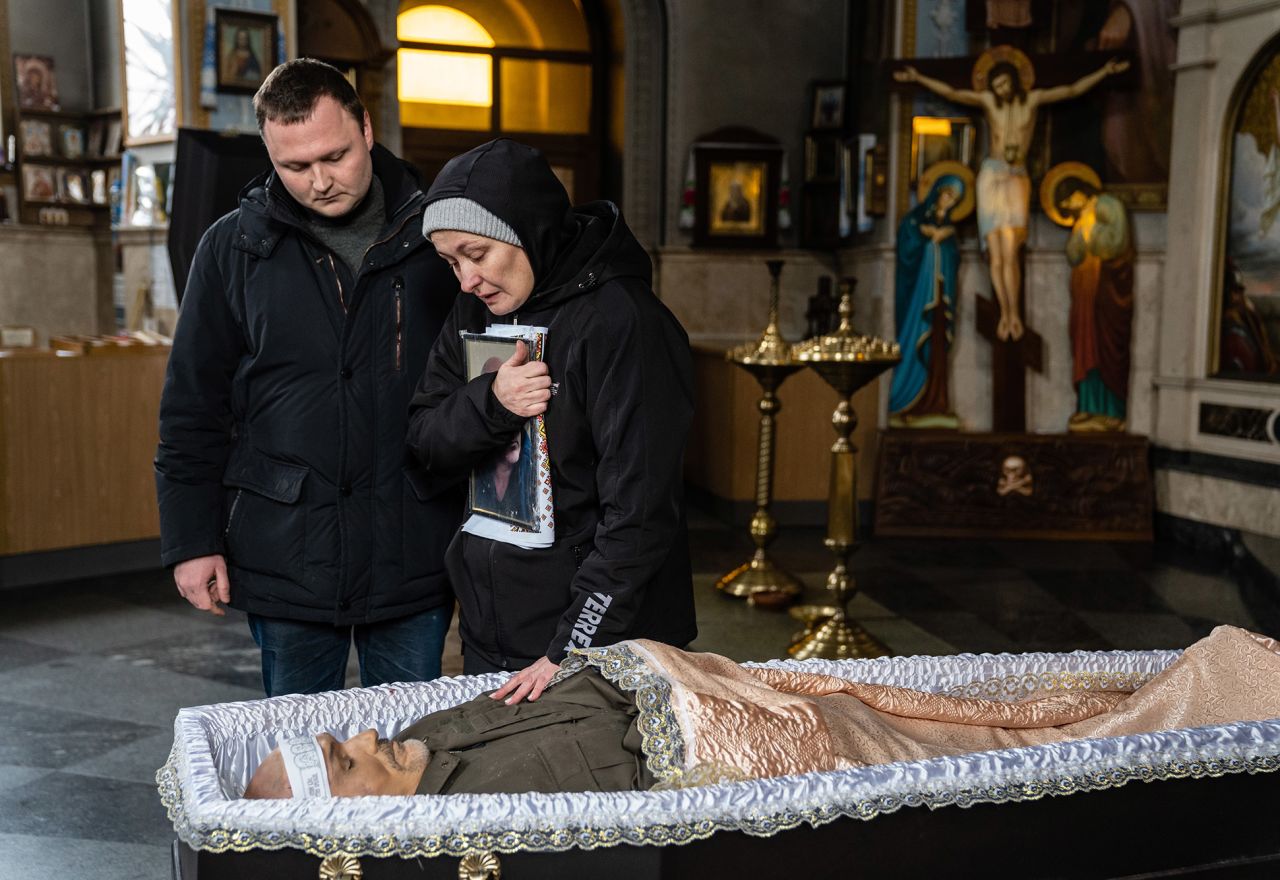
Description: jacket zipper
xmin=224 ymin=489 xmax=243 ymax=537
xmin=393 ymin=277 xmax=403 ymax=372
xmin=326 ymin=253 xmax=347 ymax=313
xmin=487 ymin=538 xmax=508 ymax=669
xmin=360 ymin=210 xmax=420 ymax=270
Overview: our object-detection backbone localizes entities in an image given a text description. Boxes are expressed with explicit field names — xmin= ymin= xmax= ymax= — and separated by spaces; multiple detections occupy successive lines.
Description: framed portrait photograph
xmin=216 ymin=9 xmax=278 ymax=94
xmin=693 ymin=142 xmax=782 ymax=248
xmin=461 ymin=333 xmax=540 ymax=530
xmin=21 ymin=165 xmax=57 ymax=203
xmin=18 ymin=119 xmax=53 ymax=157
xmin=810 ymin=80 xmax=846 ymax=131
xmin=14 ymin=54 xmax=59 ymax=111
xmin=59 ymin=124 xmax=85 ymax=159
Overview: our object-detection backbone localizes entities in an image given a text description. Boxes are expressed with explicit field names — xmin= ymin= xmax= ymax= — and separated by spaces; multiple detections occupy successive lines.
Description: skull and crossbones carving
xmin=996 ymin=455 xmax=1033 ymax=497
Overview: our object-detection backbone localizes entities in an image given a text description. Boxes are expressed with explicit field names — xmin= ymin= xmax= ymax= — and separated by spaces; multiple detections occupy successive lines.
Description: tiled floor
xmin=0 ymin=517 xmax=1276 ymax=879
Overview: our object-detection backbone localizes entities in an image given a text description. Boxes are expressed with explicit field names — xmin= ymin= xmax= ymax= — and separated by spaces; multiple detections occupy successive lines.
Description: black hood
xmin=425 ymin=138 xmax=651 ymax=309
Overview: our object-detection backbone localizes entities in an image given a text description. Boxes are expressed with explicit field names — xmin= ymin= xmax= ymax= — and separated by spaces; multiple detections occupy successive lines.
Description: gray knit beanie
xmin=421 ymin=197 xmax=523 ymax=248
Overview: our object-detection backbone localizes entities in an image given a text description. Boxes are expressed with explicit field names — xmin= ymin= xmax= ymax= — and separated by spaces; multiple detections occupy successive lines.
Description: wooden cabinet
xmin=685 ymin=341 xmax=881 ymax=523
xmin=0 ymin=344 xmax=168 ymax=555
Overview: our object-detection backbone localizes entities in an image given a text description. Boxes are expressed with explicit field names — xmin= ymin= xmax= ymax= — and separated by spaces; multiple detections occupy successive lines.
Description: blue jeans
xmin=247 ymin=604 xmax=452 ymax=697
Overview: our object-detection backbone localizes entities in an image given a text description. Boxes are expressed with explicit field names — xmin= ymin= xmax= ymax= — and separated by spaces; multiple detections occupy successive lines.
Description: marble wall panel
xmin=0 ymin=226 xmax=111 ymax=346
xmin=1156 ymin=469 xmax=1280 ymax=539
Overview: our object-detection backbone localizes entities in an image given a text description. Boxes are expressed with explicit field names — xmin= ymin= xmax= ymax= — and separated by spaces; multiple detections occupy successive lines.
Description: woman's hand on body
xmin=490 ymin=656 xmax=561 ymax=704
xmin=492 ymin=341 xmax=553 ymax=417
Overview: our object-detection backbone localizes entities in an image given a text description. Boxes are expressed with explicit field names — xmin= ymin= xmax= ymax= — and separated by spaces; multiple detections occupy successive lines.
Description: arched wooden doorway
xmin=396 ymin=1 xmax=611 ymax=203
xmin=297 ymin=0 xmax=393 ymax=140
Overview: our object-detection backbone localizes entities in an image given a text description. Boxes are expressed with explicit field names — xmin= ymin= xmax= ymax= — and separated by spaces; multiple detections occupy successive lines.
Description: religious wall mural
xmin=1214 ymin=41 xmax=1280 ymax=383
xmin=1047 ymin=1 xmax=1178 ymax=208
xmin=899 ymin=1 xmax=1177 ymax=216
xmin=895 ymin=47 xmax=1126 ymax=342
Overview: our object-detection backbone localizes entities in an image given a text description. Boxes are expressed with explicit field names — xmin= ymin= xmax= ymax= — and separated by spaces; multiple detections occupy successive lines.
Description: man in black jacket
xmin=407 ymin=139 xmax=697 ymax=703
xmin=155 ymin=60 xmax=460 ymax=696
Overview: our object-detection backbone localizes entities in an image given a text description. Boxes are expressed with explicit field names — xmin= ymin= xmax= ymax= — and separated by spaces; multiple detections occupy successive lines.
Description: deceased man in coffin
xmin=165 ymin=626 xmax=1280 ymax=876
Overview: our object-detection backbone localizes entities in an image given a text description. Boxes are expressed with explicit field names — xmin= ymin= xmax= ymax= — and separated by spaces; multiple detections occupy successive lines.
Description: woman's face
xmin=431 ymin=230 xmax=535 ymax=316
xmin=935 ymin=186 xmax=959 ymax=213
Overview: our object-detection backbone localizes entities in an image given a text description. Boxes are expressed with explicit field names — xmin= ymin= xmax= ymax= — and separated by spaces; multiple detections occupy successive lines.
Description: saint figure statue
xmin=1041 ymin=162 xmax=1134 ymax=432
xmin=895 ymin=47 xmax=1128 ymax=342
xmin=888 ymin=162 xmax=974 ymax=428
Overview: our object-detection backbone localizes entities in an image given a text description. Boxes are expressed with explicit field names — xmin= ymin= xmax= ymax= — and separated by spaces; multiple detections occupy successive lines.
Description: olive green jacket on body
xmin=398 ymin=669 xmax=653 ymax=795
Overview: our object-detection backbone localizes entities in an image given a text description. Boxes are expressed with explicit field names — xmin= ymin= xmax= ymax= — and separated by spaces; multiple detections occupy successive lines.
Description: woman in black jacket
xmin=408 ymin=139 xmax=697 ymax=703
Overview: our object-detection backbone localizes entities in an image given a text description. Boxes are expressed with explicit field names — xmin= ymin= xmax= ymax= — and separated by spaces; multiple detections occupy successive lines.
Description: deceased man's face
xmin=244 ymin=730 xmax=429 ymax=798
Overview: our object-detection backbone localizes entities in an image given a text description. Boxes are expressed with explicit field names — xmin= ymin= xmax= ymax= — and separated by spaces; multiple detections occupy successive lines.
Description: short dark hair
xmin=1053 ymin=176 xmax=1099 ymax=212
xmin=253 ymin=58 xmax=366 ymax=133
xmin=987 ymin=61 xmax=1025 ymax=99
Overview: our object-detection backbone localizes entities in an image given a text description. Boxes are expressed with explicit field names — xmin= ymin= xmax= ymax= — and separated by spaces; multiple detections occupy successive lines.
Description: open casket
xmin=161 ymin=642 xmax=1280 ymax=880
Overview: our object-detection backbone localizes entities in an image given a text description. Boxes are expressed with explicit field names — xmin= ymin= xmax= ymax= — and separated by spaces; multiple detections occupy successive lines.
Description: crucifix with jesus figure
xmin=893 ymin=45 xmax=1128 ymax=431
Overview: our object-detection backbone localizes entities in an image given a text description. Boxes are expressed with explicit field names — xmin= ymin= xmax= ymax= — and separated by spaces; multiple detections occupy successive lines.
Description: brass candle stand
xmin=788 ymin=279 xmax=901 ymax=659
xmin=716 ymin=260 xmax=805 ymax=601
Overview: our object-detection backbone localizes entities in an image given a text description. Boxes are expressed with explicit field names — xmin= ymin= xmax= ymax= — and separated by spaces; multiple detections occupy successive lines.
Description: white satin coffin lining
xmin=163 ymin=645 xmax=1280 ymax=852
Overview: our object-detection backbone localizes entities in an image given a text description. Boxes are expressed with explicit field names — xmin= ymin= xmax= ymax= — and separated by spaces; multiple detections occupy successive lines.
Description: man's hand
xmin=491 ymin=340 xmax=552 ymax=418
xmin=174 ymin=554 xmax=231 ymax=616
xmin=1104 ymin=57 xmax=1130 ymax=76
xmin=490 ymin=656 xmax=560 ymax=704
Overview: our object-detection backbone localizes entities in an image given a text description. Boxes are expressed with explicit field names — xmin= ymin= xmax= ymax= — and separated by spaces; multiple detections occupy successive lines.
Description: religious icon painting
xmin=810 ymin=81 xmax=847 ymax=131
xmin=59 ymin=124 xmax=85 ymax=159
xmin=60 ymin=168 xmax=90 ymax=204
xmin=692 ymin=139 xmax=783 ymax=248
xmin=1212 ymin=38 xmax=1280 ymax=383
xmin=215 ymin=9 xmax=278 ymax=94
xmin=18 ymin=119 xmax=53 ymax=157
xmin=21 ymin=165 xmax=56 ymax=203
xmin=14 ymin=54 xmax=59 ymax=111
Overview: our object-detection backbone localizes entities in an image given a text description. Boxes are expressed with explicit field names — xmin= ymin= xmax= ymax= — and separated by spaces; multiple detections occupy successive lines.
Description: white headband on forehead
xmin=279 ymin=734 xmax=332 ymax=800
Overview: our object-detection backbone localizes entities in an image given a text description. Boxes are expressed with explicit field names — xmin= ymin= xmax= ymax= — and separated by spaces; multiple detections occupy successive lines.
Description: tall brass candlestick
xmin=788 ymin=279 xmax=900 ymax=659
xmin=717 ymin=260 xmax=805 ymax=600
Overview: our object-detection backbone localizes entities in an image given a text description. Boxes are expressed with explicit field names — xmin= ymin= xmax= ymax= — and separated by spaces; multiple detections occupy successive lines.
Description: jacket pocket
xmin=222 ymin=447 xmax=310 ymax=583
xmin=402 ymin=472 xmax=454 ymax=583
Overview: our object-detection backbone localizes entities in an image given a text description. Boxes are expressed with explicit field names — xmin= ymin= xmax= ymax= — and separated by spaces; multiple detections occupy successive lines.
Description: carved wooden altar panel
xmin=874 ymin=431 xmax=1153 ymax=540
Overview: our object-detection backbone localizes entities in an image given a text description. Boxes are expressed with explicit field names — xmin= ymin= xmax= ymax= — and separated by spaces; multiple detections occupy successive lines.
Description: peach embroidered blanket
xmin=626 ymin=626 xmax=1280 ymax=779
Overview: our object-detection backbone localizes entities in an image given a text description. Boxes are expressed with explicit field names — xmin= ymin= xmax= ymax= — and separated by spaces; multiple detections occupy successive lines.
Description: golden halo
xmin=918 ymin=161 xmax=976 ymax=222
xmin=1039 ymin=161 xmax=1102 ymax=227
xmin=972 ymin=45 xmax=1034 ymax=93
